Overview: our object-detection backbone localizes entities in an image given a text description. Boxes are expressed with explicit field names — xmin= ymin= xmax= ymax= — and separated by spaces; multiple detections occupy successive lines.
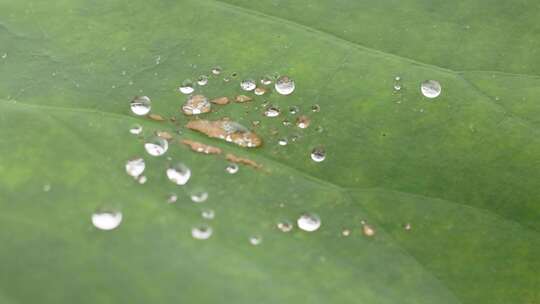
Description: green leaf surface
xmin=0 ymin=0 xmax=538 ymax=303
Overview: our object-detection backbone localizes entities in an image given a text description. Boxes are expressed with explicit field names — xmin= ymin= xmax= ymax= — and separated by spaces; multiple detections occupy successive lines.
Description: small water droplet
xmin=282 ymin=119 xmax=291 ymax=127
xmin=362 ymin=223 xmax=376 ymax=237
xmin=223 ymin=77 xmax=230 ymax=83
xmin=252 ymin=120 xmax=261 ymax=127
xmin=395 ymin=76 xmax=401 ymax=81
xmin=130 ymin=96 xmax=151 ymax=116
xmin=240 ymin=79 xmax=256 ymax=91
xmin=231 ymin=72 xmax=238 ymax=78
xmin=92 ymin=210 xmax=122 ymax=231
xmin=296 ymin=115 xmax=311 ymax=129
xmin=144 ymin=136 xmax=169 ymax=156
xmin=137 ymin=175 xmax=147 ymax=184
xmin=178 ymin=80 xmax=195 ymax=94
xmin=211 ymin=66 xmax=222 ymax=75
xmin=403 ymin=223 xmax=412 ymax=231
xmin=260 ymin=76 xmax=273 ymax=86
xmin=226 ymin=163 xmax=239 ymax=174
xmin=421 ymin=80 xmax=442 ymax=98
xmin=190 ymin=191 xmax=208 ymax=203
xmin=315 ymin=126 xmax=324 ymax=133
xmin=1 ymin=53 xmax=7 ymax=59
xmin=166 ymin=162 xmax=191 ymax=185
xmin=393 ymin=84 xmax=401 ymax=91
xmin=182 ymin=94 xmax=211 ymax=115
xmin=201 ymin=209 xmax=215 ymax=219
xmin=191 ymin=224 xmax=212 ymax=240
xmin=249 ymin=235 xmax=262 ymax=246
xmin=197 ymin=75 xmax=209 ymax=86
xmin=277 ymin=220 xmax=293 ymax=232
xmin=278 ymin=138 xmax=288 ymax=146
xmin=289 ymin=106 xmax=299 ymax=115
xmin=121 ymin=70 xmax=127 ymax=76
xmin=43 ymin=184 xmax=51 ymax=192
xmin=275 ymin=76 xmax=295 ymax=95
xmin=342 ymin=228 xmax=351 ymax=236
xmin=311 ymin=104 xmax=320 ymax=112
xmin=125 ymin=157 xmax=145 ymax=177
xmin=264 ymin=105 xmax=281 ymax=117
xmin=155 ymin=55 xmax=161 ymax=65
xmin=167 ymin=193 xmax=178 ymax=204
xmin=297 ymin=213 xmax=321 ymax=232
xmin=254 ymin=87 xmax=267 ymax=96
xmin=310 ymin=147 xmax=326 ymax=162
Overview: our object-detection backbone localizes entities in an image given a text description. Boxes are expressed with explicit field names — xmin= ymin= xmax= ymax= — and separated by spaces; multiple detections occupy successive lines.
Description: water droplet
xmin=311 ymin=104 xmax=320 ymax=112
xmin=211 ymin=66 xmax=222 ymax=75
xmin=310 ymin=147 xmax=326 ymax=162
xmin=395 ymin=76 xmax=401 ymax=81
xmin=197 ymin=75 xmax=209 ymax=86
xmin=362 ymin=223 xmax=376 ymax=237
xmin=226 ymin=163 xmax=239 ymax=174
xmin=421 ymin=80 xmax=441 ymax=98
xmin=315 ymin=126 xmax=324 ymax=133
xmin=182 ymin=94 xmax=211 ymax=115
xmin=137 ymin=175 xmax=147 ymax=184
xmin=201 ymin=209 xmax=215 ymax=219
xmin=167 ymin=193 xmax=178 ymax=204
xmin=1 ymin=53 xmax=7 ymax=59
xmin=92 ymin=210 xmax=122 ymax=231
xmin=155 ymin=55 xmax=161 ymax=65
xmin=403 ymin=223 xmax=412 ymax=231
xmin=342 ymin=229 xmax=351 ymax=236
xmin=43 ymin=184 xmax=51 ymax=192
xmin=144 ymin=136 xmax=169 ymax=156
xmin=296 ymin=115 xmax=311 ymax=129
xmin=191 ymin=224 xmax=212 ymax=240
xmin=277 ymin=220 xmax=293 ymax=232
xmin=223 ymin=77 xmax=230 ymax=83
xmin=231 ymin=72 xmax=238 ymax=78
xmin=297 ymin=213 xmax=321 ymax=232
xmin=254 ymin=87 xmax=267 ymax=96
xmin=240 ymin=79 xmax=256 ymax=91
xmin=260 ymin=76 xmax=272 ymax=85
xmin=166 ymin=162 xmax=191 ymax=185
xmin=190 ymin=191 xmax=208 ymax=203
xmin=130 ymin=96 xmax=151 ymax=116
xmin=178 ymin=80 xmax=195 ymax=94
xmin=125 ymin=157 xmax=145 ymax=177
xmin=252 ymin=120 xmax=261 ymax=127
xmin=278 ymin=138 xmax=288 ymax=146
xmin=275 ymin=76 xmax=295 ymax=95
xmin=393 ymin=84 xmax=401 ymax=91
xmin=249 ymin=235 xmax=262 ymax=246
xmin=264 ymin=105 xmax=281 ymax=117
xmin=289 ymin=106 xmax=299 ymax=115
xmin=282 ymin=119 xmax=291 ymax=127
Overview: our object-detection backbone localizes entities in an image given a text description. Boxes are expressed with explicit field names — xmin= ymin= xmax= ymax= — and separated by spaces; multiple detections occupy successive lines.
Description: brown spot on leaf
xmin=156 ymin=131 xmax=173 ymax=140
xmin=148 ymin=113 xmax=166 ymax=121
xmin=225 ymin=153 xmax=263 ymax=169
xmin=181 ymin=139 xmax=222 ymax=155
xmin=211 ymin=96 xmax=230 ymax=105
xmin=235 ymin=95 xmax=253 ymax=103
xmin=185 ymin=119 xmax=263 ymax=148
xmin=296 ymin=115 xmax=311 ymax=129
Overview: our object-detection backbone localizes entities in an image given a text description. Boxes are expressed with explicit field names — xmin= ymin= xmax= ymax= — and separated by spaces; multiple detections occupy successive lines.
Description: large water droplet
xmin=144 ymin=136 xmax=169 ymax=156
xmin=190 ymin=191 xmax=208 ymax=203
xmin=249 ymin=235 xmax=263 ymax=246
xmin=130 ymin=96 xmax=151 ymax=116
xmin=192 ymin=224 xmax=212 ymax=240
xmin=297 ymin=213 xmax=321 ymax=232
xmin=166 ymin=162 xmax=191 ymax=185
xmin=129 ymin=124 xmax=143 ymax=135
xmin=275 ymin=76 xmax=295 ymax=95
xmin=240 ymin=79 xmax=256 ymax=91
xmin=310 ymin=147 xmax=326 ymax=162
xmin=92 ymin=210 xmax=122 ymax=231
xmin=182 ymin=95 xmax=211 ymax=115
xmin=125 ymin=157 xmax=145 ymax=177
xmin=197 ymin=75 xmax=209 ymax=86
xmin=277 ymin=220 xmax=293 ymax=232
xmin=201 ymin=209 xmax=215 ymax=219
xmin=226 ymin=163 xmax=239 ymax=174
xmin=264 ymin=105 xmax=281 ymax=118
xmin=421 ymin=80 xmax=441 ymax=98
xmin=178 ymin=80 xmax=195 ymax=94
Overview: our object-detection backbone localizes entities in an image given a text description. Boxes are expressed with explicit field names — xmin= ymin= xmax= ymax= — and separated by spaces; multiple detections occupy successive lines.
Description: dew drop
xmin=1 ymin=53 xmax=7 ymax=59
xmin=240 ymin=79 xmax=256 ymax=91
xmin=395 ymin=76 xmax=401 ymax=81
xmin=254 ymin=87 xmax=267 ymax=96
xmin=137 ymin=175 xmax=147 ymax=184
xmin=182 ymin=94 xmax=211 ymax=115
xmin=249 ymin=235 xmax=263 ymax=246
xmin=315 ymin=126 xmax=324 ymax=133
xmin=178 ymin=80 xmax=195 ymax=94
xmin=404 ymin=223 xmax=412 ymax=231
xmin=260 ymin=76 xmax=273 ymax=86
xmin=282 ymin=119 xmax=291 ymax=127
xmin=277 ymin=220 xmax=293 ymax=232
xmin=362 ymin=223 xmax=376 ymax=237
xmin=191 ymin=224 xmax=212 ymax=240
xmin=201 ymin=209 xmax=215 ymax=219
xmin=310 ymin=147 xmax=326 ymax=162
xmin=275 ymin=76 xmax=295 ymax=95
xmin=197 ymin=75 xmax=209 ymax=86
xmin=226 ymin=163 xmax=239 ymax=174
xmin=289 ymin=106 xmax=299 ymax=115
xmin=311 ymin=104 xmax=321 ymax=112
xmin=190 ymin=191 xmax=208 ymax=203
xmin=393 ymin=84 xmax=401 ymax=91
xmin=296 ymin=115 xmax=311 ymax=129
xmin=278 ymin=138 xmax=288 ymax=146
xmin=125 ymin=157 xmax=145 ymax=177
xmin=92 ymin=210 xmax=122 ymax=231
xmin=144 ymin=136 xmax=169 ymax=156
xmin=297 ymin=213 xmax=321 ymax=232
xmin=43 ymin=184 xmax=51 ymax=192
xmin=167 ymin=193 xmax=178 ymax=204
xmin=166 ymin=162 xmax=191 ymax=185
xmin=264 ymin=105 xmax=281 ymax=118
xmin=421 ymin=80 xmax=442 ymax=98
xmin=342 ymin=229 xmax=351 ymax=237
xmin=130 ymin=96 xmax=151 ymax=116
xmin=211 ymin=66 xmax=222 ymax=75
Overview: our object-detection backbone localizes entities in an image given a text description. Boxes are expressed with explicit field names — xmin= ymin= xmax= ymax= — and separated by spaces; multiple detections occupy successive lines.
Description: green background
xmin=0 ymin=0 xmax=538 ymax=303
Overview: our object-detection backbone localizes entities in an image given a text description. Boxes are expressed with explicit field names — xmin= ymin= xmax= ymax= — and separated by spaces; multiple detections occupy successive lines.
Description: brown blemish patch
xmin=235 ymin=95 xmax=253 ymax=103
xmin=182 ymin=94 xmax=211 ymax=115
xmin=156 ymin=131 xmax=173 ymax=140
xmin=185 ymin=119 xmax=263 ymax=148
xmin=296 ymin=115 xmax=311 ymax=129
xmin=148 ymin=113 xmax=166 ymax=121
xmin=225 ymin=153 xmax=263 ymax=170
xmin=181 ymin=139 xmax=222 ymax=155
xmin=211 ymin=96 xmax=230 ymax=105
